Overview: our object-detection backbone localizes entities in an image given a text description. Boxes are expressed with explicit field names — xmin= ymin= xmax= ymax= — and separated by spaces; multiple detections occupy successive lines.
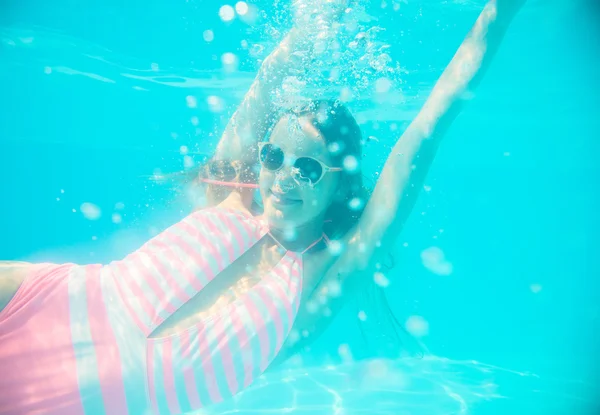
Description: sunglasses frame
xmin=200 ymin=160 xmax=259 ymax=189
xmin=258 ymin=142 xmax=343 ymax=187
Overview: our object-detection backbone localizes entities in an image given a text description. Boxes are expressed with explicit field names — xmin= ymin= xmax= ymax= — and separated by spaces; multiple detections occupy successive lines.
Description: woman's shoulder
xmin=0 ymin=262 xmax=33 ymax=313
xmin=185 ymin=197 xmax=267 ymax=239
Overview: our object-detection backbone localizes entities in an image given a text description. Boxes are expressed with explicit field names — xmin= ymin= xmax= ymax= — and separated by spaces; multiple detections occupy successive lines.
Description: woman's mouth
xmin=270 ymin=190 xmax=302 ymax=206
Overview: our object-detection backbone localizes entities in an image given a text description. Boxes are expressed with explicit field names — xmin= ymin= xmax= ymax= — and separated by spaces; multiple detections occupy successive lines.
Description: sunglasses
xmin=258 ymin=142 xmax=342 ymax=187
xmin=201 ymin=160 xmax=259 ymax=189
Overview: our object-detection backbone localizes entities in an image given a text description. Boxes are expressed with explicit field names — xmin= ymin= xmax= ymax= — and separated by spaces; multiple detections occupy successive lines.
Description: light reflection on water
xmin=202 ymin=356 xmax=595 ymax=415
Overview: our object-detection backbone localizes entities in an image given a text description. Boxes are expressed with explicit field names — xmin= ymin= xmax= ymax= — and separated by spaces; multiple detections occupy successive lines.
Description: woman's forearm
xmin=351 ymin=0 xmax=524 ymax=266
xmin=213 ymin=28 xmax=314 ymax=163
xmin=408 ymin=0 xmax=523 ymax=140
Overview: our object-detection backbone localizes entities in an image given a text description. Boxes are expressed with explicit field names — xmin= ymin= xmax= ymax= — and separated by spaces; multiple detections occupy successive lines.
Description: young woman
xmin=0 ymin=1 xmax=525 ymax=414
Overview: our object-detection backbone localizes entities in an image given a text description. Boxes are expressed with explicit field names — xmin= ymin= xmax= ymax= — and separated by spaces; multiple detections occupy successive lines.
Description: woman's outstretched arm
xmin=346 ymin=0 xmax=526 ymax=268
xmin=213 ymin=0 xmax=349 ymax=164
xmin=269 ymin=0 xmax=526 ymax=366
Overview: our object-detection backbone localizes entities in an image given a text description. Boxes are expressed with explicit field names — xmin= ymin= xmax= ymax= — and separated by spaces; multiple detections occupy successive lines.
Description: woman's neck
xmin=269 ymin=217 xmax=325 ymax=253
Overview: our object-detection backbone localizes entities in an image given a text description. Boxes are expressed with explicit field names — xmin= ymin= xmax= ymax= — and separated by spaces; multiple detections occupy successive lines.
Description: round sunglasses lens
xmin=208 ymin=161 xmax=237 ymax=180
xmin=260 ymin=144 xmax=284 ymax=171
xmin=294 ymin=157 xmax=323 ymax=184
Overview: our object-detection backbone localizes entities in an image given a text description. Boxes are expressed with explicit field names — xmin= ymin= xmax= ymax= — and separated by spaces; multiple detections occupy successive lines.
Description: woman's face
xmin=259 ymin=115 xmax=341 ymax=230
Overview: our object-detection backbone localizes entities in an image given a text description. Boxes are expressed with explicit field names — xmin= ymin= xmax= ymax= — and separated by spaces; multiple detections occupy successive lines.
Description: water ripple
xmin=200 ymin=356 xmax=595 ymax=415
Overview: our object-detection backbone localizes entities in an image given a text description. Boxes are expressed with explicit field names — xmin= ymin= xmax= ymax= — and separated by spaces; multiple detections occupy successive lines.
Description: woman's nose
xmin=272 ymin=167 xmax=296 ymax=192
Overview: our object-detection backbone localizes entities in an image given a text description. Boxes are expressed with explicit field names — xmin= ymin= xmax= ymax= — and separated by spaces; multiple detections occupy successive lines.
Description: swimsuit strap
xmin=200 ymin=178 xmax=260 ymax=189
xmin=267 ymin=231 xmax=327 ymax=255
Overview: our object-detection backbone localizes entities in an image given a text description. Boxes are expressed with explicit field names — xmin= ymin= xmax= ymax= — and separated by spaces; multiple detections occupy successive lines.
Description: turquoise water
xmin=1 ymin=0 xmax=599 ymax=414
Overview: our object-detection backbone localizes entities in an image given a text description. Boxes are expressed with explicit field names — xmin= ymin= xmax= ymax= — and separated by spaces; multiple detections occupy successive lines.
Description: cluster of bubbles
xmin=244 ymin=0 xmax=406 ymax=112
xmin=79 ymin=201 xmax=125 ymax=226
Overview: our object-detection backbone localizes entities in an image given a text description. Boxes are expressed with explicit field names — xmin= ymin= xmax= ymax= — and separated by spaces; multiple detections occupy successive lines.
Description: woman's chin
xmin=264 ymin=202 xmax=300 ymax=226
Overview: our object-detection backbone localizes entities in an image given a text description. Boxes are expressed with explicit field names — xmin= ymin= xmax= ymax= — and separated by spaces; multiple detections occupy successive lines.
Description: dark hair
xmin=280 ymin=99 xmax=370 ymax=239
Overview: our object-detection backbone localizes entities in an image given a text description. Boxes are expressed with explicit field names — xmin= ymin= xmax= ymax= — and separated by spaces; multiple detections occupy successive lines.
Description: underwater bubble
xmin=327 ymin=240 xmax=344 ymax=256
xmin=530 ymin=284 xmax=542 ymax=293
xmin=283 ymin=226 xmax=297 ymax=242
xmin=358 ymin=310 xmax=367 ymax=321
xmin=219 ymin=5 xmax=235 ymax=21
xmin=60 ymin=189 xmax=65 ymax=194
xmin=318 ymin=294 xmax=328 ymax=305
xmin=375 ymin=77 xmax=392 ymax=93
xmin=183 ymin=155 xmax=194 ymax=168
xmin=504 ymin=151 xmax=511 ymax=157
xmin=339 ymin=87 xmax=352 ymax=102
xmin=150 ymin=63 xmax=159 ymax=71
xmin=91 ymin=236 xmax=97 ymax=241
xmin=203 ymin=30 xmax=214 ymax=42
xmin=56 ymin=197 xmax=60 ymax=202
xmin=423 ymin=185 xmax=432 ymax=192
xmin=338 ymin=344 xmax=353 ymax=362
xmin=406 ymin=315 xmax=429 ymax=337
xmin=323 ymin=307 xmax=332 ymax=317
xmin=221 ymin=52 xmax=238 ymax=71
xmin=207 ymin=95 xmax=224 ymax=113
xmin=112 ymin=213 xmax=122 ymax=224
xmin=221 ymin=52 xmax=236 ymax=65
xmin=80 ymin=203 xmax=101 ymax=220
xmin=327 ymin=141 xmax=341 ymax=155
xmin=180 ymin=145 xmax=188 ymax=155
xmin=343 ymin=155 xmax=359 ymax=172
xmin=306 ymin=301 xmax=318 ymax=314
xmin=421 ymin=246 xmax=453 ymax=276
xmin=72 ymin=208 xmax=76 ymax=213
xmin=329 ymin=67 xmax=341 ymax=82
xmin=288 ymin=329 xmax=300 ymax=344
xmin=191 ymin=116 xmax=199 ymax=126
xmin=348 ymin=197 xmax=364 ymax=211
xmin=235 ymin=1 xmax=248 ymax=15
xmin=241 ymin=39 xmax=248 ymax=48
xmin=374 ymin=272 xmax=389 ymax=287
xmin=185 ymin=95 xmax=197 ymax=108
xmin=114 ymin=202 xmax=125 ymax=210
xmin=327 ymin=280 xmax=342 ymax=297
xmin=44 ymin=66 xmax=52 ymax=74
xmin=238 ymin=6 xmax=258 ymax=25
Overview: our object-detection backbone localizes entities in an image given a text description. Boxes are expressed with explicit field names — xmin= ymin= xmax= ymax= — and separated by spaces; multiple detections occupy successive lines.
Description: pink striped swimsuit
xmin=0 ymin=208 xmax=307 ymax=415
